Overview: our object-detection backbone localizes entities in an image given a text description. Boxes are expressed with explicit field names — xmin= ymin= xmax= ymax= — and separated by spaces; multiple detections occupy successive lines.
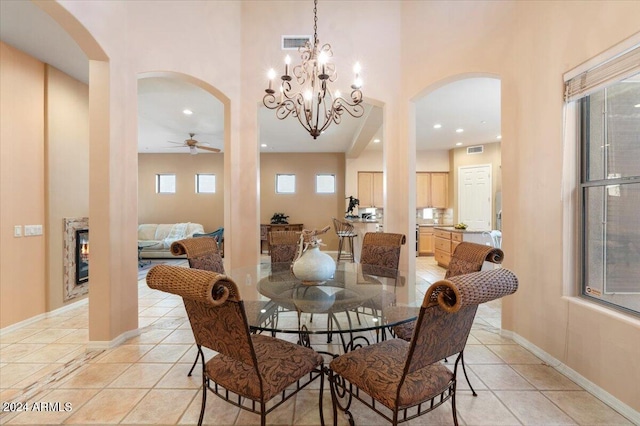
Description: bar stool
xmin=332 ymin=217 xmax=356 ymax=262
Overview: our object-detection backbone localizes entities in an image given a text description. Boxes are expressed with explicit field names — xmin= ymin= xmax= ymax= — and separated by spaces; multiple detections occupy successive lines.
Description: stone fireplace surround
xmin=63 ymin=217 xmax=89 ymax=302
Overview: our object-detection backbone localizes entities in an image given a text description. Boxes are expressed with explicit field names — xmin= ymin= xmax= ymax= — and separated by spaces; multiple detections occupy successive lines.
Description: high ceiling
xmin=1 ymin=1 xmax=501 ymax=154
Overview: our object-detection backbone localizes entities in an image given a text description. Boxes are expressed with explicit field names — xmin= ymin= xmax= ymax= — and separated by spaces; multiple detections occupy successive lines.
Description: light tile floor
xmin=0 ymin=257 xmax=634 ymax=425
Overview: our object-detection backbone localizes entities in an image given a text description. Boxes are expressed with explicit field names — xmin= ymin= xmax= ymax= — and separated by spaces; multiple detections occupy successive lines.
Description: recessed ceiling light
xmin=373 ymin=138 xmax=381 ymax=143
xmin=456 ymin=128 xmax=464 ymax=133
xmin=635 ymin=103 xmax=640 ymax=108
xmin=261 ymin=143 xmax=267 ymax=147
xmin=480 ymin=120 xmax=486 ymax=124
xmin=455 ymin=142 xmax=463 ymax=146
xmin=182 ymin=109 xmax=193 ymax=115
xmin=433 ymin=124 xmax=442 ymax=129
xmin=497 ymin=135 xmax=502 ymax=140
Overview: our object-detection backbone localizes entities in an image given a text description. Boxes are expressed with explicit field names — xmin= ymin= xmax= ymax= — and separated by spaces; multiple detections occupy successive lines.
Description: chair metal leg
xmin=198 ymin=375 xmax=207 ymax=426
xmin=188 ymin=345 xmax=204 ymax=376
xmin=460 ymin=351 xmax=477 ymax=396
xmin=318 ymin=370 xmax=325 ymax=426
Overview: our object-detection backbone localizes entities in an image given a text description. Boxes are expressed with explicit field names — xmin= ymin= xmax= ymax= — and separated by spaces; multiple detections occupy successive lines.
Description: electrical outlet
xmin=14 ymin=225 xmax=22 ymax=237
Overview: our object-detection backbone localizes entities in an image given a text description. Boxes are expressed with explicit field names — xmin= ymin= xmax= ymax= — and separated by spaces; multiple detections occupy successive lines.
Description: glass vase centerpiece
xmin=292 ymin=225 xmax=335 ymax=285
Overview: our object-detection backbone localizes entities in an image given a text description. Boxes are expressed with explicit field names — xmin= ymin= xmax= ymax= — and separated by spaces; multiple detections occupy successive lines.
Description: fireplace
xmin=64 ymin=217 xmax=89 ymax=301
xmin=75 ymin=229 xmax=89 ymax=284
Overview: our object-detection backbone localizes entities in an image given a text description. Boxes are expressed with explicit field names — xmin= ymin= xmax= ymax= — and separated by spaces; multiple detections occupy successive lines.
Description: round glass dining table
xmin=224 ymin=262 xmax=427 ymax=354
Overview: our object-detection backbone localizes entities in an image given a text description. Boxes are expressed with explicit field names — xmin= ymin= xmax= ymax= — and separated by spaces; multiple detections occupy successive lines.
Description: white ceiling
xmin=1 ymin=1 xmax=501 ymax=154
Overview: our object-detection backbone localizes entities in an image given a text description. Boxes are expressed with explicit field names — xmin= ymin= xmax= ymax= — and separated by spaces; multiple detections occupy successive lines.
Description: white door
xmin=458 ymin=165 xmax=492 ymax=230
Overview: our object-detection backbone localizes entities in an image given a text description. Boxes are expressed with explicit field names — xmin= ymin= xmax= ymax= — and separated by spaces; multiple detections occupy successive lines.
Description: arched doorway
xmin=136 ymin=73 xmax=226 ymax=271
xmin=412 ymin=74 xmax=502 ymax=281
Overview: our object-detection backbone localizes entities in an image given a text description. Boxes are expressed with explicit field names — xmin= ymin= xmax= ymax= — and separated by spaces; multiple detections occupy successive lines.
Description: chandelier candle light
xmin=263 ymin=0 xmax=364 ymax=139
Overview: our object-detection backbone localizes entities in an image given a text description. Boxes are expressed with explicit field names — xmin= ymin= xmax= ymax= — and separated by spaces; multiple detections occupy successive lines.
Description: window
xmin=571 ymin=44 xmax=640 ymax=315
xmin=316 ymin=174 xmax=335 ymax=193
xmin=156 ymin=174 xmax=176 ymax=193
xmin=196 ymin=174 xmax=216 ymax=193
xmin=276 ymin=174 xmax=295 ymax=193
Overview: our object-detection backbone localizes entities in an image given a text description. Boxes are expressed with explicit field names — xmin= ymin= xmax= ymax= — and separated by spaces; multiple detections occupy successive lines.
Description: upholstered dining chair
xmin=360 ymin=232 xmax=406 ymax=269
xmin=146 ymin=265 xmax=325 ymax=426
xmin=194 ymin=226 xmax=224 ymax=257
xmin=171 ymin=236 xmax=225 ymax=273
xmin=359 ymin=232 xmax=407 ymax=327
xmin=328 ymin=268 xmax=518 ymax=426
xmin=269 ymin=230 xmax=302 ymax=263
xmin=391 ymin=241 xmax=504 ymax=395
xmin=171 ymin=237 xmax=226 ymax=376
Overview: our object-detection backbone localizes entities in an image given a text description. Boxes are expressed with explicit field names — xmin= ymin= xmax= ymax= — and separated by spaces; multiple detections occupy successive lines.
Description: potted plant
xmin=270 ymin=213 xmax=289 ymax=224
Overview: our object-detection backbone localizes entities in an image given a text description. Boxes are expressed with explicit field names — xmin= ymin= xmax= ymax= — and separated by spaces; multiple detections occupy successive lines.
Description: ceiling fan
xmin=167 ymin=133 xmax=220 ymax=155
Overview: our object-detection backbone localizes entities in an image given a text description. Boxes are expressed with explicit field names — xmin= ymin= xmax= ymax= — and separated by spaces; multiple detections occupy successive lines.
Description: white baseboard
xmin=0 ymin=298 xmax=88 ymax=335
xmin=501 ymin=329 xmax=640 ymax=425
xmin=85 ymin=328 xmax=141 ymax=352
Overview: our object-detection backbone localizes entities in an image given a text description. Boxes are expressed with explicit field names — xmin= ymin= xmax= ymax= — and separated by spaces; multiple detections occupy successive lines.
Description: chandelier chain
xmin=313 ymin=0 xmax=318 ymax=46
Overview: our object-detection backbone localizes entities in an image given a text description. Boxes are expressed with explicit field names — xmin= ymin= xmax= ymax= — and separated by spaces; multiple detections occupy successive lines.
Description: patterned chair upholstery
xmin=328 ymin=268 xmax=518 ymax=426
xmin=171 ymin=236 xmax=225 ymax=274
xmin=146 ymin=265 xmax=324 ymax=426
xmin=360 ymin=232 xmax=407 ymax=318
xmin=360 ymin=232 xmax=406 ymax=269
xmin=269 ymin=230 xmax=302 ymax=264
xmin=193 ymin=226 xmax=224 ymax=257
xmin=171 ymin=236 xmax=225 ymax=376
xmin=394 ymin=241 xmax=504 ymax=341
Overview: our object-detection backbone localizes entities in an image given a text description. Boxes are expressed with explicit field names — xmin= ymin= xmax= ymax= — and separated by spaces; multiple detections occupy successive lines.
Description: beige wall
xmin=0 ymin=42 xmax=46 ymax=328
xmin=260 ymin=153 xmax=345 ymax=250
xmin=416 ymin=150 xmax=450 ymax=172
xmin=451 ymin=142 xmax=501 ymax=226
xmin=400 ymin=0 xmax=640 ymax=413
xmin=0 ymin=44 xmax=90 ymax=326
xmin=46 ymin=65 xmax=89 ymax=311
xmin=138 ymin=153 xmax=223 ymax=233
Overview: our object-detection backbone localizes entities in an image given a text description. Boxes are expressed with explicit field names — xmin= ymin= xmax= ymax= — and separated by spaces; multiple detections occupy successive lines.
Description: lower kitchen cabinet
xmin=418 ymin=227 xmax=435 ymax=255
xmin=434 ymin=228 xmax=462 ymax=267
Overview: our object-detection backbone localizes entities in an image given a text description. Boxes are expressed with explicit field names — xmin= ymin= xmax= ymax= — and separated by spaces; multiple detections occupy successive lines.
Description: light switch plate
xmin=14 ymin=225 xmax=22 ymax=237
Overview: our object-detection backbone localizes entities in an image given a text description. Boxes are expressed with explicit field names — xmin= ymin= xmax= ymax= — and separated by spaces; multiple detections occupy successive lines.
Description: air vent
xmin=282 ymin=35 xmax=311 ymax=50
xmin=467 ymin=145 xmax=484 ymax=154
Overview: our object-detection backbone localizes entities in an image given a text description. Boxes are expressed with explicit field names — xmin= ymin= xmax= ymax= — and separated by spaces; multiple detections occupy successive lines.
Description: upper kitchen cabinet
xmin=358 ymin=171 xmax=383 ymax=208
xmin=417 ymin=172 xmax=449 ymax=208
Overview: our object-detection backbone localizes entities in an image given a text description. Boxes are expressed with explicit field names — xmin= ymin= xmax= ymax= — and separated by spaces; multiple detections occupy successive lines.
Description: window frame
xmin=156 ymin=173 xmax=176 ymax=194
xmin=577 ymin=84 xmax=640 ymax=317
xmin=315 ymin=174 xmax=336 ymax=194
xmin=195 ymin=173 xmax=216 ymax=194
xmin=275 ymin=174 xmax=296 ymax=194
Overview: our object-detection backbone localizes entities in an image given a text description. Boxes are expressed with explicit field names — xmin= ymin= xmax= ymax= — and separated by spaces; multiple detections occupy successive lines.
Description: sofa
xmin=138 ymin=223 xmax=205 ymax=258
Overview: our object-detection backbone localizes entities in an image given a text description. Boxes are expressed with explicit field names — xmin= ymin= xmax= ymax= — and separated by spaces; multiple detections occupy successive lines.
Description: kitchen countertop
xmin=434 ymin=226 xmax=487 ymax=234
xmin=345 ymin=218 xmax=379 ymax=223
xmin=417 ymin=223 xmax=452 ymax=227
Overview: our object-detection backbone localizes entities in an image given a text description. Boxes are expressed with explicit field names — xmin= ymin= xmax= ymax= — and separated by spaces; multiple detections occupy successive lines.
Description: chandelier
xmin=263 ymin=0 xmax=364 ymax=139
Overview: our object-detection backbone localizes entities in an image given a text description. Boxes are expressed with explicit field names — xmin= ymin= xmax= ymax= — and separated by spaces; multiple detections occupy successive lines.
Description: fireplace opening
xmin=75 ymin=229 xmax=89 ymax=284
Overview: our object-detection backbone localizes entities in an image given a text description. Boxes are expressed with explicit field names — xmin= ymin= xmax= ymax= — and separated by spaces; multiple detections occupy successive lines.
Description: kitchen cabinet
xmin=418 ymin=226 xmax=435 ymax=255
xmin=434 ymin=228 xmax=462 ymax=267
xmin=416 ymin=172 xmax=449 ymax=208
xmin=358 ymin=172 xmax=383 ymax=208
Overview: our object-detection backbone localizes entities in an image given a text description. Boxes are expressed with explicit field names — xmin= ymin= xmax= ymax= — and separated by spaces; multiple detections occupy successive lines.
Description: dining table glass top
xmin=223 ymin=262 xmax=427 ymax=338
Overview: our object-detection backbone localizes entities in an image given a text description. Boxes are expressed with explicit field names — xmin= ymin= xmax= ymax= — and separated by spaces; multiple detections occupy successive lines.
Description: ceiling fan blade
xmin=196 ymin=145 xmax=221 ymax=153
xmin=167 ymin=141 xmax=185 ymax=145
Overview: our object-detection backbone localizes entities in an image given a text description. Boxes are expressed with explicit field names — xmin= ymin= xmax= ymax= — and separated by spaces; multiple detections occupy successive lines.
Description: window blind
xmin=564 ymin=44 xmax=640 ymax=102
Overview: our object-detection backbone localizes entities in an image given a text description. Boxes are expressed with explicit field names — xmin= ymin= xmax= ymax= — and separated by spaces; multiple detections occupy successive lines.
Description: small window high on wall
xmin=316 ymin=174 xmax=336 ymax=193
xmin=276 ymin=174 xmax=296 ymax=193
xmin=566 ymin=42 xmax=640 ymax=315
xmin=156 ymin=174 xmax=176 ymax=194
xmin=196 ymin=174 xmax=216 ymax=193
